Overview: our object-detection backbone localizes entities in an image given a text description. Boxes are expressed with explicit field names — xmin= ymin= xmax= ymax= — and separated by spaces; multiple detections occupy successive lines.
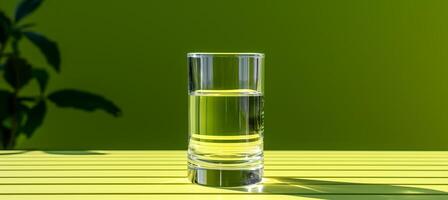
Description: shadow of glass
xmin=43 ymin=150 xmax=106 ymax=155
xmin=0 ymin=150 xmax=27 ymax=155
xmin=225 ymin=177 xmax=447 ymax=199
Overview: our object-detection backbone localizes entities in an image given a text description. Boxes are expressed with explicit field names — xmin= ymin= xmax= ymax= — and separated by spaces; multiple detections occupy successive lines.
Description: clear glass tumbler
xmin=187 ymin=53 xmax=264 ymax=187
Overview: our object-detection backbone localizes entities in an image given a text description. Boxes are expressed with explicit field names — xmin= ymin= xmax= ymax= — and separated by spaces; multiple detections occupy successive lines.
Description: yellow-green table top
xmin=0 ymin=150 xmax=447 ymax=199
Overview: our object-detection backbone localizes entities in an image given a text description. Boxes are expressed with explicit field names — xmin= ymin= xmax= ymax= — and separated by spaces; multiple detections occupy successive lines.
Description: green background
xmin=2 ymin=0 xmax=448 ymax=150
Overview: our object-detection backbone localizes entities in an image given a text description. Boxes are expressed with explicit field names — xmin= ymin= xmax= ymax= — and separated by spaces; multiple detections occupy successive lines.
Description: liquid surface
xmin=188 ymin=89 xmax=264 ymax=170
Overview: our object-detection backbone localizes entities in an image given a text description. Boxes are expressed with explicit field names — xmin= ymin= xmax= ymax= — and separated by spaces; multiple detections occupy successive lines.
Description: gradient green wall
xmin=2 ymin=0 xmax=448 ymax=150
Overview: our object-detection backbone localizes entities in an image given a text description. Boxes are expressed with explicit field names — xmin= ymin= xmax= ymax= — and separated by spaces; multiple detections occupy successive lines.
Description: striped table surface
xmin=0 ymin=151 xmax=447 ymax=200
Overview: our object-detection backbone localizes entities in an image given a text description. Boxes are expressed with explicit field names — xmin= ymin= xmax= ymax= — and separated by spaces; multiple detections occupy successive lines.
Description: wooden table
xmin=0 ymin=151 xmax=447 ymax=199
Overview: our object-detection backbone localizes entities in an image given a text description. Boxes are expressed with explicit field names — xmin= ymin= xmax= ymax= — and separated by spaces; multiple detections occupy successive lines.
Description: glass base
xmin=188 ymin=167 xmax=263 ymax=187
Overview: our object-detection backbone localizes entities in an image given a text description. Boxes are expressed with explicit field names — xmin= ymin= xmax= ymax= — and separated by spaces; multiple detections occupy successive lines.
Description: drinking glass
xmin=187 ymin=53 xmax=264 ymax=186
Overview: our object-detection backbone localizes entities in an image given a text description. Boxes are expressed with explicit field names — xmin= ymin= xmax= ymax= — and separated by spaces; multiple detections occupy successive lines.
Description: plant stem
xmin=7 ymin=91 xmax=18 ymax=149
xmin=0 ymin=27 xmax=8 ymax=149
xmin=0 ymin=39 xmax=6 ymax=62
xmin=6 ymin=38 xmax=21 ymax=149
xmin=12 ymin=39 xmax=19 ymax=57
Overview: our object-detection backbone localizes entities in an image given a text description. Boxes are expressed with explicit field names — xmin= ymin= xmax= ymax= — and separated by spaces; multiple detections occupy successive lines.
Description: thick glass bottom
xmin=188 ymin=167 xmax=263 ymax=187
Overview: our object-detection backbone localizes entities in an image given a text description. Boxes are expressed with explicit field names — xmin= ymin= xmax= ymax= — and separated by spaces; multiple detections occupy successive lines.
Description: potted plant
xmin=0 ymin=0 xmax=122 ymax=149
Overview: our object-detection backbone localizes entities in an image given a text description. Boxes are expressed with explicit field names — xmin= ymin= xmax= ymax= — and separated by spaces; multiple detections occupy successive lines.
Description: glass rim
xmin=187 ymin=52 xmax=264 ymax=58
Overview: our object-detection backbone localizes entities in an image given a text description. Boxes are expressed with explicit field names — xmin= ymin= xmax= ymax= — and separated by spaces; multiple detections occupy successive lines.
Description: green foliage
xmin=48 ymin=89 xmax=122 ymax=117
xmin=0 ymin=12 xmax=12 ymax=47
xmin=14 ymin=0 xmax=42 ymax=22
xmin=4 ymin=57 xmax=32 ymax=89
xmin=0 ymin=90 xmax=12 ymax=122
xmin=31 ymin=68 xmax=48 ymax=92
xmin=0 ymin=0 xmax=121 ymax=149
xmin=23 ymin=31 xmax=60 ymax=72
xmin=22 ymin=100 xmax=46 ymax=138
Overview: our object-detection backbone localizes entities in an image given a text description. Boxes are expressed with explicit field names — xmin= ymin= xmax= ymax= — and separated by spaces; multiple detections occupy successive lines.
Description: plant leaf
xmin=48 ymin=89 xmax=122 ymax=117
xmin=2 ymin=101 xmax=27 ymax=129
xmin=14 ymin=0 xmax=43 ymax=22
xmin=0 ymin=11 xmax=12 ymax=46
xmin=23 ymin=31 xmax=60 ymax=72
xmin=17 ymin=22 xmax=36 ymax=30
xmin=0 ymin=90 xmax=12 ymax=149
xmin=3 ymin=57 xmax=32 ymax=90
xmin=0 ymin=90 xmax=12 ymax=122
xmin=17 ymin=97 xmax=36 ymax=103
xmin=13 ymin=103 xmax=28 ymax=128
xmin=32 ymin=68 xmax=48 ymax=92
xmin=0 ymin=92 xmax=8 ymax=148
xmin=0 ymin=126 xmax=12 ymax=149
xmin=22 ymin=100 xmax=46 ymax=138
